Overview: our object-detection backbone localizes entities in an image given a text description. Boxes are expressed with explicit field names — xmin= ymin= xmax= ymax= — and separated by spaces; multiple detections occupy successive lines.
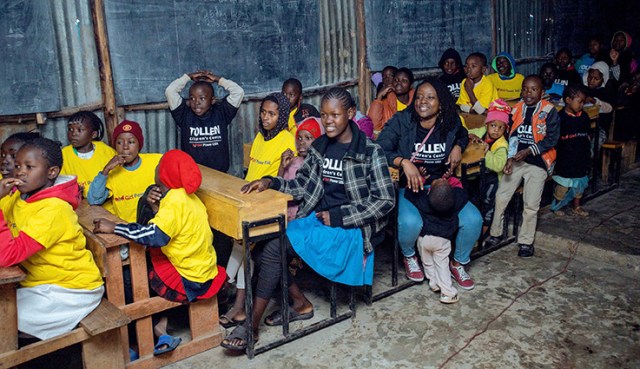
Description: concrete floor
xmin=164 ymin=169 xmax=640 ymax=369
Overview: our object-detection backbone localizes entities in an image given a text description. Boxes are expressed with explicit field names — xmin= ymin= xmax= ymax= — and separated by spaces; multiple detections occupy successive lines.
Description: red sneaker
xmin=450 ymin=264 xmax=475 ymax=290
xmin=403 ymin=255 xmax=425 ymax=282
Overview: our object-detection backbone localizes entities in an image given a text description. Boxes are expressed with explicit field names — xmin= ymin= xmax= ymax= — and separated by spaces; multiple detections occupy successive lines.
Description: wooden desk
xmin=196 ymin=165 xmax=292 ymax=239
xmin=459 ymin=112 xmax=486 ymax=130
xmin=456 ymin=143 xmax=486 ymax=177
xmin=0 ymin=267 xmax=26 ymax=354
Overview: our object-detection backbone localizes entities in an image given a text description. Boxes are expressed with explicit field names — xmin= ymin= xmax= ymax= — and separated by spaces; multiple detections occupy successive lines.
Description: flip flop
xmin=220 ymin=325 xmax=258 ymax=351
xmin=264 ymin=308 xmax=314 ymax=326
xmin=219 ymin=314 xmax=246 ymax=329
xmin=153 ymin=334 xmax=181 ymax=356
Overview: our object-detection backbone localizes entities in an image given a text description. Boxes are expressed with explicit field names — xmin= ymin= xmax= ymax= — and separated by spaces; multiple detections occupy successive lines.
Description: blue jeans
xmin=397 ymin=188 xmax=482 ymax=265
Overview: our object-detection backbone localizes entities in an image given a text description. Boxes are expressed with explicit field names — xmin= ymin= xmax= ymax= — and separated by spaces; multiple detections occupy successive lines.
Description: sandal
xmin=572 ymin=207 xmax=589 ymax=217
xmin=264 ymin=308 xmax=314 ymax=326
xmin=153 ymin=334 xmax=181 ymax=356
xmin=220 ymin=325 xmax=258 ymax=351
xmin=219 ymin=313 xmax=246 ymax=329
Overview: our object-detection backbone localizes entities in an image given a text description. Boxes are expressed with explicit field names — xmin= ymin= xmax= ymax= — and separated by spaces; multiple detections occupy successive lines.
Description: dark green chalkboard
xmin=104 ymin=0 xmax=321 ymax=105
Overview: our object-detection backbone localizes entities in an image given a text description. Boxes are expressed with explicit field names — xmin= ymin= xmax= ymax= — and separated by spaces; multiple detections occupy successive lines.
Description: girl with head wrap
xmin=93 ymin=149 xmax=226 ymax=355
xmin=220 ymin=92 xmax=297 ymax=328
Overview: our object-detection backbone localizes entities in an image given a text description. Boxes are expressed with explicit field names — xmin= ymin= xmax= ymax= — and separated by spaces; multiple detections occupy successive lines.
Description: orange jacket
xmin=368 ymin=89 xmax=415 ymax=132
xmin=510 ymin=100 xmax=560 ymax=174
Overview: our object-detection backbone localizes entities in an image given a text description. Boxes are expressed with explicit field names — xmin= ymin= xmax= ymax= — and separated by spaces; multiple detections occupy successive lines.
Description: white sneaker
xmin=440 ymin=294 xmax=459 ymax=304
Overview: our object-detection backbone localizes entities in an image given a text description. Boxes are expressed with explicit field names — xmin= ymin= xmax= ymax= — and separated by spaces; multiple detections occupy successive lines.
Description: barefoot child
xmin=551 ymin=84 xmax=592 ymax=217
xmin=1 ymin=132 xmax=40 ymax=179
xmin=93 ymin=149 xmax=226 ymax=355
xmin=60 ymin=111 xmax=116 ymax=198
xmin=0 ymin=138 xmax=104 ymax=340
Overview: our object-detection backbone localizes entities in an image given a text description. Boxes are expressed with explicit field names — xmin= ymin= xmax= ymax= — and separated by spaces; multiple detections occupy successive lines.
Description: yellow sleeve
xmin=475 ymin=77 xmax=499 ymax=109
xmin=456 ymin=78 xmax=470 ymax=106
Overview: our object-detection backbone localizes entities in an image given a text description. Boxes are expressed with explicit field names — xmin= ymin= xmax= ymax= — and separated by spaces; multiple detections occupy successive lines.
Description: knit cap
xmin=485 ymin=99 xmax=511 ymax=125
xmin=297 ymin=117 xmax=324 ymax=139
xmin=158 ymin=149 xmax=202 ymax=194
xmin=112 ymin=120 xmax=144 ymax=149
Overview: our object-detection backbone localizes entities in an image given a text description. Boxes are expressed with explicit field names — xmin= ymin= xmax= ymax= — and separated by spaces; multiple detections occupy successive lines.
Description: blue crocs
xmin=153 ymin=334 xmax=181 ymax=356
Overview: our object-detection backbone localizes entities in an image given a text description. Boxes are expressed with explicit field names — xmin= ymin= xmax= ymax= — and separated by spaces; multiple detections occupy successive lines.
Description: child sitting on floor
xmin=0 ymin=138 xmax=104 ymax=340
xmin=60 ymin=111 xmax=116 ymax=198
xmin=405 ymin=178 xmax=468 ymax=304
xmin=467 ymin=99 xmax=511 ymax=236
xmin=165 ymin=70 xmax=244 ymax=172
xmin=93 ymin=149 xmax=226 ymax=355
xmin=457 ymin=52 xmax=499 ymax=114
xmin=221 ymin=92 xmax=296 ymax=328
xmin=551 ymin=84 xmax=592 ymax=217
xmin=1 ymin=132 xmax=40 ymax=179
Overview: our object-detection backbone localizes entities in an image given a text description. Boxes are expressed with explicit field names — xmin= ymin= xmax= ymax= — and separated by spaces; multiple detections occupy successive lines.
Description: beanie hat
xmin=485 ymin=99 xmax=511 ymax=125
xmin=112 ymin=120 xmax=144 ymax=149
xmin=158 ymin=149 xmax=202 ymax=194
xmin=296 ymin=117 xmax=324 ymax=139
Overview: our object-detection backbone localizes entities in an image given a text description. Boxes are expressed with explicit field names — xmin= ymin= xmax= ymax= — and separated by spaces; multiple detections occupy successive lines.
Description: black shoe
xmin=483 ymin=236 xmax=503 ymax=248
xmin=518 ymin=244 xmax=535 ymax=257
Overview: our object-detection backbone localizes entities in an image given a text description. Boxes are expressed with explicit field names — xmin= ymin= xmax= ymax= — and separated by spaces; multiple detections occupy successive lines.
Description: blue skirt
xmin=287 ymin=212 xmax=374 ymax=286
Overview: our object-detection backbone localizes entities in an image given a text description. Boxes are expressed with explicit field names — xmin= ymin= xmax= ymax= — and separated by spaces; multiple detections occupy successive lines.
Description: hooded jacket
xmin=608 ymin=31 xmax=637 ymax=83
xmin=487 ymin=52 xmax=525 ymax=100
xmin=438 ymin=48 xmax=466 ymax=99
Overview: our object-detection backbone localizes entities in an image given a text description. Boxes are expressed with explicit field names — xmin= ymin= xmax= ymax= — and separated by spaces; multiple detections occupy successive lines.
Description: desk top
xmin=76 ymin=201 xmax=128 ymax=248
xmin=0 ymin=266 xmax=26 ymax=285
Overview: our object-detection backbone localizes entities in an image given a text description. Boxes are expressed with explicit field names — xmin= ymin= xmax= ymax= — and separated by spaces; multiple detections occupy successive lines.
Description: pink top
xmin=282 ymin=156 xmax=305 ymax=220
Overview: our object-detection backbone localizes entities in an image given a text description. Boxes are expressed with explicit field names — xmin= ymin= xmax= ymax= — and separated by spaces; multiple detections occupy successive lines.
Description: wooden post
xmin=355 ymin=0 xmax=371 ymax=114
xmin=90 ymin=0 xmax=119 ymax=145
xmin=491 ymin=0 xmax=498 ymax=58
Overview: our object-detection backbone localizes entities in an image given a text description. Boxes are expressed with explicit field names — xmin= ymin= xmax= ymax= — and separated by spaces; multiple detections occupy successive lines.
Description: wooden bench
xmin=77 ymin=202 xmax=223 ymax=369
xmin=601 ymin=141 xmax=624 ymax=185
xmin=0 ymin=298 xmax=130 ymax=369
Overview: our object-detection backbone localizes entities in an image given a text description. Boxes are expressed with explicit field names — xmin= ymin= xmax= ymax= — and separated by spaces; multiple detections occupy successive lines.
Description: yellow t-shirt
xmin=487 ymin=73 xmax=525 ymax=100
xmin=245 ymin=130 xmax=296 ymax=182
xmin=456 ymin=75 xmax=500 ymax=109
xmin=288 ymin=109 xmax=298 ymax=137
xmin=150 ymin=188 xmax=217 ymax=283
xmin=106 ymin=153 xmax=162 ymax=222
xmin=0 ymin=192 xmax=103 ymax=290
xmin=396 ymin=99 xmax=408 ymax=112
xmin=61 ymin=142 xmax=117 ymax=198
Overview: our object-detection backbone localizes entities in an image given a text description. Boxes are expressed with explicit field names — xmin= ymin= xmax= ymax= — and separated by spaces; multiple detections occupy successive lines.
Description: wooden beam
xmin=355 ymin=0 xmax=370 ymax=113
xmin=90 ymin=0 xmax=119 ymax=145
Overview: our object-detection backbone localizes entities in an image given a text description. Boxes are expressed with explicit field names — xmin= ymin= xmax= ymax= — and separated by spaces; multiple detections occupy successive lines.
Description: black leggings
xmin=253 ymin=236 xmax=297 ymax=300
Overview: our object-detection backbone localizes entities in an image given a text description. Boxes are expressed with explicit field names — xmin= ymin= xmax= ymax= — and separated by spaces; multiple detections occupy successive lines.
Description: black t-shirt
xmin=554 ymin=110 xmax=591 ymax=178
xmin=410 ymin=124 xmax=448 ymax=183
xmin=316 ymin=140 xmax=350 ymax=212
xmin=293 ymin=103 xmax=320 ymax=123
xmin=439 ymin=72 xmax=466 ymax=100
xmin=170 ymin=99 xmax=238 ymax=172
xmin=516 ymin=106 xmax=546 ymax=169
xmin=555 ymin=68 xmax=581 ymax=88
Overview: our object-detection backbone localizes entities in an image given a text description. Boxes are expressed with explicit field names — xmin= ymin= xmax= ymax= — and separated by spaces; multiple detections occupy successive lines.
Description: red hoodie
xmin=0 ymin=175 xmax=81 ymax=267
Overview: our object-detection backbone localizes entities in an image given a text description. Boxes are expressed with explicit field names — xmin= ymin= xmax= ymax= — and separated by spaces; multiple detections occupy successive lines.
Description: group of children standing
xmin=0 ymin=28 xmax=636 ymax=357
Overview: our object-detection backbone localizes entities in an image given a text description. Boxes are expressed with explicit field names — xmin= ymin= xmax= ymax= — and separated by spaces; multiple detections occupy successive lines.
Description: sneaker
xmin=450 ymin=264 xmax=475 ymax=290
xmin=483 ymin=236 xmax=503 ymax=248
xmin=403 ymin=255 xmax=425 ymax=282
xmin=518 ymin=244 xmax=535 ymax=258
xmin=440 ymin=294 xmax=459 ymax=304
xmin=572 ymin=207 xmax=589 ymax=217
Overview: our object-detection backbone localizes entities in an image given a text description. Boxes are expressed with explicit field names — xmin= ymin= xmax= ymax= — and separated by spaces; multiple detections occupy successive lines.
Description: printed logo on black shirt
xmin=322 ymin=158 xmax=344 ymax=185
xmin=189 ymin=125 xmax=222 ymax=147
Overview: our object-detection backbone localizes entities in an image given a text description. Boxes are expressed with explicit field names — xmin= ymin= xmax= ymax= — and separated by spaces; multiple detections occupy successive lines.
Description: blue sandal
xmin=153 ymin=334 xmax=181 ymax=356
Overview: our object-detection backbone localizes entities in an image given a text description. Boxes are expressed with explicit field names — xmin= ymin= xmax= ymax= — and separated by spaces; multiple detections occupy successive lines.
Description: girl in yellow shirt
xmin=0 ymin=138 xmax=104 ymax=340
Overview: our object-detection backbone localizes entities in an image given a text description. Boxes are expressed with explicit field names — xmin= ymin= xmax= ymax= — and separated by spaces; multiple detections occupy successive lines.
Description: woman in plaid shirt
xmin=221 ymin=87 xmax=395 ymax=352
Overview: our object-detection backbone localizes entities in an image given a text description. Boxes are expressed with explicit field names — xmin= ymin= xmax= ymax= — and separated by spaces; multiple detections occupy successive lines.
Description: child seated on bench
xmin=93 ymin=149 xmax=226 ymax=355
xmin=0 ymin=138 xmax=104 ymax=340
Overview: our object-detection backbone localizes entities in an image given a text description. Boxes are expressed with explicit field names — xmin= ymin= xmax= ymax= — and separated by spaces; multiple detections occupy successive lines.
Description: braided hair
xmin=321 ymin=87 xmax=356 ymax=111
xmin=409 ymin=77 xmax=461 ymax=139
xmin=68 ymin=111 xmax=105 ymax=141
xmin=20 ymin=137 xmax=64 ymax=169
xmin=259 ymin=92 xmax=290 ymax=141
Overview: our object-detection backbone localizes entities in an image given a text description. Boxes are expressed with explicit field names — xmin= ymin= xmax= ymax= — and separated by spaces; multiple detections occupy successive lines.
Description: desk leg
xmin=0 ymin=284 xmax=18 ymax=353
xmin=129 ymin=242 xmax=153 ymax=358
xmin=279 ymin=215 xmax=289 ymax=336
xmin=105 ymin=249 xmax=129 ymax=363
xmin=242 ymin=222 xmax=255 ymax=359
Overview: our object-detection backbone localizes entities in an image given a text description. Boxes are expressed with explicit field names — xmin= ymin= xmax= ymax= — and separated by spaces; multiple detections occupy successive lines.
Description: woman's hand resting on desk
xmin=93 ymin=218 xmax=117 ymax=234
xmin=241 ymin=178 xmax=273 ymax=194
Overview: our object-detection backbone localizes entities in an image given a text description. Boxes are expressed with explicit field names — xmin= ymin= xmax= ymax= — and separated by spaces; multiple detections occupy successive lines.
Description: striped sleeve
xmin=114 ymin=223 xmax=170 ymax=247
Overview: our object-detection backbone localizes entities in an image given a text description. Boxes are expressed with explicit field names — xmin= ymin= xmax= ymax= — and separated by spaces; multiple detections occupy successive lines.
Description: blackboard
xmin=104 ymin=0 xmax=321 ymax=105
xmin=364 ymin=0 xmax=493 ymax=71
xmin=0 ymin=0 xmax=61 ymax=116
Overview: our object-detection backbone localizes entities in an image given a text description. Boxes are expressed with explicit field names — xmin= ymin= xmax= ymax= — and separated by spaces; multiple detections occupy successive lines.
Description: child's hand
xmin=513 ymin=148 xmax=531 ymax=162
xmin=585 ymin=96 xmax=596 ymax=104
xmin=376 ymin=86 xmax=394 ymax=101
xmin=188 ymin=71 xmax=207 ymax=81
xmin=102 ymin=155 xmax=127 ymax=175
xmin=482 ymin=142 xmax=490 ymax=153
xmin=241 ymin=178 xmax=272 ymax=194
xmin=468 ymin=133 xmax=482 ymax=143
xmin=200 ymin=71 xmax=221 ymax=83
xmin=146 ymin=186 xmax=163 ymax=213
xmin=280 ymin=149 xmax=295 ymax=169
xmin=0 ymin=178 xmax=22 ymax=198
xmin=504 ymin=158 xmax=514 ymax=175
xmin=316 ymin=211 xmax=331 ymax=226
xmin=464 ymin=78 xmax=475 ymax=93
xmin=93 ymin=218 xmax=117 ymax=234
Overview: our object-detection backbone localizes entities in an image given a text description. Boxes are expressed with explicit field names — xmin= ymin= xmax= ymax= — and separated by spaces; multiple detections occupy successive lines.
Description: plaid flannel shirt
xmin=267 ymin=122 xmax=395 ymax=253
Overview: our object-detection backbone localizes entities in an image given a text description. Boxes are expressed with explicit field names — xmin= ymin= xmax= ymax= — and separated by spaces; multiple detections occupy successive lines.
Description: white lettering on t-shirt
xmin=322 ymin=158 xmax=344 ymax=184
xmin=189 ymin=125 xmax=222 ymax=147
xmin=413 ymin=142 xmax=447 ymax=163
xmin=517 ymin=124 xmax=535 ymax=145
